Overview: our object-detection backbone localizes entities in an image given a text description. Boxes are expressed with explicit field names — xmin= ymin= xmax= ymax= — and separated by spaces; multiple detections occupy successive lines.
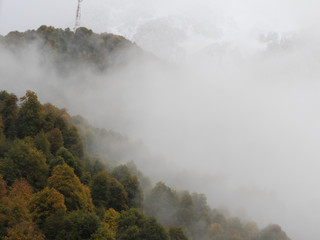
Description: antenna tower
xmin=74 ymin=0 xmax=83 ymax=31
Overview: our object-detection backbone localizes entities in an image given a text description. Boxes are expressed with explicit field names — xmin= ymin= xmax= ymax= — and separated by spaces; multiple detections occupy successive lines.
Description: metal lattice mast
xmin=74 ymin=0 xmax=83 ymax=31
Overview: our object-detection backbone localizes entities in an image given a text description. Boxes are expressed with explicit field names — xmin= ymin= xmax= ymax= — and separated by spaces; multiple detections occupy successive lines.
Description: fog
xmin=2 ymin=1 xmax=320 ymax=239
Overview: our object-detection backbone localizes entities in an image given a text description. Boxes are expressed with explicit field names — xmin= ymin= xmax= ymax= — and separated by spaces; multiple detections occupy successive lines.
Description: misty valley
xmin=0 ymin=26 xmax=294 ymax=240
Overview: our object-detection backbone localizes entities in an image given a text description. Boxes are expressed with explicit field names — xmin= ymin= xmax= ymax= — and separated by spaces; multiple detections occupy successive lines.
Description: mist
xmin=2 ymin=1 xmax=320 ymax=240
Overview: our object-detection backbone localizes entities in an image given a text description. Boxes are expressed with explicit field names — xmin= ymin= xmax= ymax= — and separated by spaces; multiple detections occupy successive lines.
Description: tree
xmin=42 ymin=209 xmax=67 ymax=240
xmin=0 ymin=116 xmax=6 ymax=155
xmin=28 ymin=187 xmax=66 ymax=226
xmin=228 ymin=217 xmax=243 ymax=237
xmin=42 ymin=103 xmax=68 ymax=132
xmin=0 ymin=93 xmax=18 ymax=139
xmin=112 ymin=165 xmax=143 ymax=208
xmin=4 ymin=221 xmax=45 ymax=240
xmin=17 ymin=91 xmax=44 ymax=138
xmin=6 ymin=139 xmax=49 ymax=189
xmin=0 ymin=157 xmax=17 ymax=185
xmin=91 ymin=171 xmax=128 ymax=211
xmin=102 ymin=208 xmax=119 ymax=238
xmin=6 ymin=139 xmax=29 ymax=179
xmin=33 ymin=131 xmax=51 ymax=157
xmin=140 ymin=217 xmax=169 ymax=240
xmin=169 ymin=227 xmax=188 ymax=240
xmin=63 ymin=125 xmax=84 ymax=158
xmin=46 ymin=128 xmax=64 ymax=154
xmin=243 ymin=221 xmax=259 ymax=240
xmin=1 ymin=179 xmax=33 ymax=228
xmin=175 ymin=193 xmax=195 ymax=230
xmin=23 ymin=147 xmax=49 ymax=190
xmin=0 ymin=176 xmax=8 ymax=236
xmin=48 ymin=164 xmax=94 ymax=212
xmin=116 ymin=208 xmax=169 ymax=240
xmin=144 ymin=182 xmax=178 ymax=226
xmin=56 ymin=147 xmax=83 ymax=178
xmin=207 ymin=223 xmax=224 ymax=240
xmin=211 ymin=213 xmax=227 ymax=229
xmin=190 ymin=193 xmax=211 ymax=239
xmin=62 ymin=210 xmax=101 ymax=240
xmin=90 ymin=226 xmax=115 ymax=240
xmin=90 ymin=171 xmax=109 ymax=207
xmin=0 ymin=175 xmax=7 ymax=198
xmin=227 ymin=231 xmax=243 ymax=240
xmin=49 ymin=156 xmax=65 ymax=170
xmin=259 ymin=224 xmax=290 ymax=240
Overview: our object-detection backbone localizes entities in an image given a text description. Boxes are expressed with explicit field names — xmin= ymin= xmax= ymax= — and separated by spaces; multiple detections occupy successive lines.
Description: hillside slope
xmin=0 ymin=26 xmax=292 ymax=240
xmin=0 ymin=25 xmax=147 ymax=72
xmin=0 ymin=90 xmax=291 ymax=240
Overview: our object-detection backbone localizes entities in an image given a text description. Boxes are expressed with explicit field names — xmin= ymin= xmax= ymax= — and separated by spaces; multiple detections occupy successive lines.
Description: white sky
xmin=0 ymin=0 xmax=318 ymax=38
xmin=1 ymin=0 xmax=320 ymax=60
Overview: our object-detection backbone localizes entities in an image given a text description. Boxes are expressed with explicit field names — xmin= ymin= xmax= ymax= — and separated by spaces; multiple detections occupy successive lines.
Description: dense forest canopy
xmin=0 ymin=26 xmax=291 ymax=240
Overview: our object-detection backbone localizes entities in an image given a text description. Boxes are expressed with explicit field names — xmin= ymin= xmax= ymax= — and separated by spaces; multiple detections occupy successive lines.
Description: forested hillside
xmin=0 ymin=25 xmax=145 ymax=72
xmin=0 ymin=90 xmax=291 ymax=240
xmin=0 ymin=26 xmax=291 ymax=240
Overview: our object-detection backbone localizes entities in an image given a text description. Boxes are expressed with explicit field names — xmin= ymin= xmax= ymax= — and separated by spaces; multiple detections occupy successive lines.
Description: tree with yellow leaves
xmin=48 ymin=164 xmax=93 ymax=212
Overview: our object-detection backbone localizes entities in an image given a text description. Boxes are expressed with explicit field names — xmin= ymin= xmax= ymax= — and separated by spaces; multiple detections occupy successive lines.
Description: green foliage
xmin=175 ymin=193 xmax=195 ymax=230
xmin=42 ymin=209 xmax=67 ymax=240
xmin=84 ymin=154 xmax=107 ymax=177
xmin=144 ymin=182 xmax=179 ymax=226
xmin=0 ymin=90 xmax=9 ymax=102
xmin=24 ymin=146 xmax=49 ymax=189
xmin=5 ymin=139 xmax=49 ymax=189
xmin=0 ymin=92 xmax=18 ymax=139
xmin=17 ymin=91 xmax=44 ymax=138
xmin=0 ymin=157 xmax=17 ymax=185
xmin=0 ymin=175 xmax=7 ymax=197
xmin=62 ymin=210 xmax=101 ymax=240
xmin=46 ymin=128 xmax=64 ymax=154
xmin=116 ymin=208 xmax=169 ymax=240
xmin=28 ymin=187 xmax=66 ymax=226
xmin=44 ymin=209 xmax=101 ymax=240
xmin=91 ymin=171 xmax=128 ymax=211
xmin=0 ymin=115 xmax=6 ymax=153
xmin=49 ymin=156 xmax=65 ymax=169
xmin=169 ymin=227 xmax=188 ymax=240
xmin=0 ymin=175 xmax=8 ymax=236
xmin=90 ymin=226 xmax=115 ymax=240
xmin=42 ymin=103 xmax=69 ymax=132
xmin=112 ymin=165 xmax=143 ymax=208
xmin=102 ymin=208 xmax=119 ymax=237
xmin=63 ymin=125 xmax=84 ymax=158
xmin=3 ymin=25 xmax=141 ymax=72
xmin=33 ymin=131 xmax=51 ymax=157
xmin=140 ymin=217 xmax=169 ymax=240
xmin=48 ymin=164 xmax=94 ymax=212
xmin=56 ymin=147 xmax=83 ymax=178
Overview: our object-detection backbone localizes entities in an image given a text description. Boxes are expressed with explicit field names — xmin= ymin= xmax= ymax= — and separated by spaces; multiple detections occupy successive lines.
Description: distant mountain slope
xmin=0 ymin=25 xmax=147 ymax=71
